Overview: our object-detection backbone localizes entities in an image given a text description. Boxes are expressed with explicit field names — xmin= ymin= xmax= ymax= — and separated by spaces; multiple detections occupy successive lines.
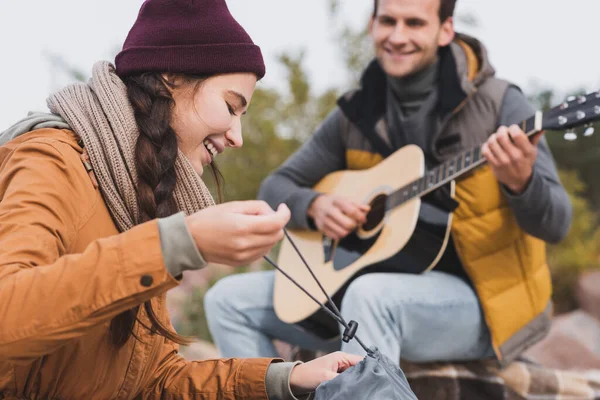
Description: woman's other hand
xmin=289 ymin=351 xmax=363 ymax=396
xmin=186 ymin=201 xmax=290 ymax=266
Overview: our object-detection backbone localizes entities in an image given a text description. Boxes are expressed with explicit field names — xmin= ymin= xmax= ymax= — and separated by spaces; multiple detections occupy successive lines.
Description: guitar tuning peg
xmin=595 ymin=105 xmax=600 ymax=115
xmin=577 ymin=95 xmax=587 ymax=104
xmin=567 ymin=95 xmax=576 ymax=102
xmin=584 ymin=126 xmax=595 ymax=137
xmin=564 ymin=130 xmax=578 ymax=141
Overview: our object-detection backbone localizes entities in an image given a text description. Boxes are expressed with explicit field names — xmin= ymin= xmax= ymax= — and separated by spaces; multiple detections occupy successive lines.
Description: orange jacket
xmin=0 ymin=129 xmax=275 ymax=399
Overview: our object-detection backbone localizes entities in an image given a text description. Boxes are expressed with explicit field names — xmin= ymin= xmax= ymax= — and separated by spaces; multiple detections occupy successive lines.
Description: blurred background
xmin=2 ymin=0 xmax=600 ymax=366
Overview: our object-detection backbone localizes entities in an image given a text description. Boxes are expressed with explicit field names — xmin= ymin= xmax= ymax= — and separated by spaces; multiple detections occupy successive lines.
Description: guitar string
xmin=263 ymin=228 xmax=370 ymax=353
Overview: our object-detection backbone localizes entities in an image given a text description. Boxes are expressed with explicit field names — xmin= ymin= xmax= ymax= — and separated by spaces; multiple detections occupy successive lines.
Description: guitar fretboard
xmin=386 ymin=112 xmax=539 ymax=210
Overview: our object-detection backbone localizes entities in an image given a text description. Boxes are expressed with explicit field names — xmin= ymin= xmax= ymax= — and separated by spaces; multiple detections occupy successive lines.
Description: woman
xmin=0 ymin=0 xmax=361 ymax=398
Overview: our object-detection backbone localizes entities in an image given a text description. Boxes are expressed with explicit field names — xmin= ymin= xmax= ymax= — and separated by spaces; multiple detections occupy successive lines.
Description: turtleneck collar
xmin=387 ymin=56 xmax=439 ymax=104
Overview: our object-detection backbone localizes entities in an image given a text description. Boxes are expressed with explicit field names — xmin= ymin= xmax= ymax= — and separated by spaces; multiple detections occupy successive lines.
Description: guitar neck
xmin=387 ymin=111 xmax=543 ymax=210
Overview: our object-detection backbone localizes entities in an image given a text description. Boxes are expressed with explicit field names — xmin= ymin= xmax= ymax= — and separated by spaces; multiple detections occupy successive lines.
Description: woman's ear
xmin=161 ymin=73 xmax=182 ymax=90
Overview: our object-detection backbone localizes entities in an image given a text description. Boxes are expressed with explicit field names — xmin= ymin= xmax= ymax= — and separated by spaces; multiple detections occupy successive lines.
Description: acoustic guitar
xmin=273 ymin=90 xmax=600 ymax=339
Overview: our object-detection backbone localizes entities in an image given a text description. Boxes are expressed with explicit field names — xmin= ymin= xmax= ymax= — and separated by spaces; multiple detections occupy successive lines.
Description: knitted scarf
xmin=47 ymin=61 xmax=214 ymax=231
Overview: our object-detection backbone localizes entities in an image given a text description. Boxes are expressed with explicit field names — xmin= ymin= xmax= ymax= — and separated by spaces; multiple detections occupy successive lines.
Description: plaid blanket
xmin=288 ymin=344 xmax=600 ymax=399
xmin=402 ymin=359 xmax=600 ymax=400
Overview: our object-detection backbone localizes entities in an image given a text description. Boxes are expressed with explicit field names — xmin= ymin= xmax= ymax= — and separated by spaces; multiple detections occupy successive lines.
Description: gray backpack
xmin=315 ymin=347 xmax=416 ymax=399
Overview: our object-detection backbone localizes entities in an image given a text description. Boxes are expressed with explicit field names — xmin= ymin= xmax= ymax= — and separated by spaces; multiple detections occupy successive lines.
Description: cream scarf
xmin=46 ymin=61 xmax=214 ymax=231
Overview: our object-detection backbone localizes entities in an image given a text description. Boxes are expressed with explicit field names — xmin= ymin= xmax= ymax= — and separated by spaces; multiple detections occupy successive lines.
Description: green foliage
xmin=525 ymin=88 xmax=600 ymax=312
xmin=177 ymin=285 xmax=214 ymax=342
xmin=327 ymin=0 xmax=373 ymax=86
xmin=44 ymin=52 xmax=88 ymax=83
xmin=547 ymin=171 xmax=599 ymax=313
xmin=529 ymin=87 xmax=600 ymax=211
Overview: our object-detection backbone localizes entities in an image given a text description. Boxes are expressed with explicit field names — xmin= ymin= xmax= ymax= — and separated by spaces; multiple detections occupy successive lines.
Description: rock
xmin=576 ymin=270 xmax=600 ymax=321
xmin=274 ymin=340 xmax=296 ymax=361
xmin=165 ymin=264 xmax=232 ymax=330
xmin=524 ymin=310 xmax=600 ymax=370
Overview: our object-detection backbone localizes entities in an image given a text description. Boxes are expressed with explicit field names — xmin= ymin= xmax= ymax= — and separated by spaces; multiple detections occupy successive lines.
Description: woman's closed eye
xmin=226 ymin=102 xmax=236 ymax=116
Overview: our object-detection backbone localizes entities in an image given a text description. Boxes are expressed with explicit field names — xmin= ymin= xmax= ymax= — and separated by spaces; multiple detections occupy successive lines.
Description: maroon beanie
xmin=115 ymin=0 xmax=265 ymax=79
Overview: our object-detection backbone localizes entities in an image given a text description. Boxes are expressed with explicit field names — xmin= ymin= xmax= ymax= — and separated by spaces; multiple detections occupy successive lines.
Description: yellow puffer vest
xmin=452 ymin=166 xmax=551 ymax=363
xmin=340 ymin=37 xmax=551 ymax=365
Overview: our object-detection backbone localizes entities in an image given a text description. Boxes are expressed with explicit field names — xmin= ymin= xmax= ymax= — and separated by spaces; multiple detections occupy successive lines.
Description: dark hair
xmin=109 ymin=73 xmax=223 ymax=347
xmin=372 ymin=0 xmax=457 ymax=22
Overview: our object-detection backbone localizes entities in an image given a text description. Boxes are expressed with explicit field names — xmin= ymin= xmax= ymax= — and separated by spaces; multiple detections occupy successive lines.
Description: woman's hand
xmin=186 ymin=201 xmax=290 ymax=266
xmin=289 ymin=351 xmax=363 ymax=396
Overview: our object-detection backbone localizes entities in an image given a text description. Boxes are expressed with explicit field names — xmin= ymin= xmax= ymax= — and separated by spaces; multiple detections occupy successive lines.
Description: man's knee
xmin=205 ymin=271 xmax=273 ymax=320
xmin=204 ymin=275 xmax=241 ymax=319
xmin=341 ymin=274 xmax=387 ymax=310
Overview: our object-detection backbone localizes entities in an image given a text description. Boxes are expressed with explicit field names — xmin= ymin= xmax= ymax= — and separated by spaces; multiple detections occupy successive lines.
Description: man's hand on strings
xmin=482 ymin=125 xmax=543 ymax=194
xmin=308 ymin=194 xmax=370 ymax=240
xmin=186 ymin=200 xmax=290 ymax=267
xmin=289 ymin=351 xmax=363 ymax=396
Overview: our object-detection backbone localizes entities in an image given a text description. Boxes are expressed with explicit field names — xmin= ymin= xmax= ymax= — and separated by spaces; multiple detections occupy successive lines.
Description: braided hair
xmin=109 ymin=73 xmax=222 ymax=346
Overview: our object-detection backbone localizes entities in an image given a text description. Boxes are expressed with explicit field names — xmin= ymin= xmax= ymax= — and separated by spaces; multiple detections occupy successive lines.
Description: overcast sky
xmin=1 ymin=0 xmax=598 ymax=130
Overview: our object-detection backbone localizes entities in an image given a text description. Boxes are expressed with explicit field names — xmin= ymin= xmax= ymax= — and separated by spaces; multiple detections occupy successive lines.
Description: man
xmin=205 ymin=0 xmax=572 ymax=367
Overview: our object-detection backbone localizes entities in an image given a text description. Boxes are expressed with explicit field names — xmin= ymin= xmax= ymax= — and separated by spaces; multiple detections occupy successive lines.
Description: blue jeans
xmin=204 ymin=270 xmax=495 ymax=362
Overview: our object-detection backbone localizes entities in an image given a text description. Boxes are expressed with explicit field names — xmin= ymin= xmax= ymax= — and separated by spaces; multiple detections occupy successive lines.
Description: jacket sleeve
xmin=0 ymin=140 xmax=179 ymax=362
xmin=257 ymin=107 xmax=347 ymax=229
xmin=140 ymin=339 xmax=277 ymax=400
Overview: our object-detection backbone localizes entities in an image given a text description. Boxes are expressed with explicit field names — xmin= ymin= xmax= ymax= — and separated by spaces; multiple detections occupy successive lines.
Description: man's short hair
xmin=372 ymin=0 xmax=457 ymax=22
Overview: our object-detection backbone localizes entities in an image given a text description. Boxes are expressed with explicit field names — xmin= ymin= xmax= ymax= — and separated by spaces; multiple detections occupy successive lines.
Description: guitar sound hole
xmin=362 ymin=194 xmax=388 ymax=232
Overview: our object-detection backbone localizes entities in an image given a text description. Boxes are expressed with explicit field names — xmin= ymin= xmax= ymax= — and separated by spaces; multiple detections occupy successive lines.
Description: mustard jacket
xmin=0 ymin=129 xmax=275 ymax=399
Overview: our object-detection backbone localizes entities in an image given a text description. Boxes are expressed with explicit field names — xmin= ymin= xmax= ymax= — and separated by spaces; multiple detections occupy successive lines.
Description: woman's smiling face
xmin=169 ymin=72 xmax=257 ymax=175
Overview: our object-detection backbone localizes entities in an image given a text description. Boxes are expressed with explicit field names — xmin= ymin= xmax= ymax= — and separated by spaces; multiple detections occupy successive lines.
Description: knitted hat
xmin=115 ymin=0 xmax=265 ymax=79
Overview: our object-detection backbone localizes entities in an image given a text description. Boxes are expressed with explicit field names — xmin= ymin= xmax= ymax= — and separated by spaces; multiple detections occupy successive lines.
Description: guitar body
xmin=273 ymin=145 xmax=455 ymax=339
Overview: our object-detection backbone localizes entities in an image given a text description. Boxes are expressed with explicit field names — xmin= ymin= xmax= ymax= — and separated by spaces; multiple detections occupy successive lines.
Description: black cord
xmin=282 ymin=230 xmax=344 ymax=322
xmin=263 ymin=256 xmax=345 ymax=326
xmin=264 ymin=228 xmax=370 ymax=353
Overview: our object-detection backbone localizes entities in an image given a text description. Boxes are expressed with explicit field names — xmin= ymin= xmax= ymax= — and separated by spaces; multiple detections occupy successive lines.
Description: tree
xmin=529 ymin=88 xmax=600 ymax=211
xmin=546 ymin=171 xmax=599 ymax=313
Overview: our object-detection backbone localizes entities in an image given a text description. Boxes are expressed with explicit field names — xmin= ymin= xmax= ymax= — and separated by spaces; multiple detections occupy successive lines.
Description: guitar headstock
xmin=541 ymin=91 xmax=600 ymax=139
